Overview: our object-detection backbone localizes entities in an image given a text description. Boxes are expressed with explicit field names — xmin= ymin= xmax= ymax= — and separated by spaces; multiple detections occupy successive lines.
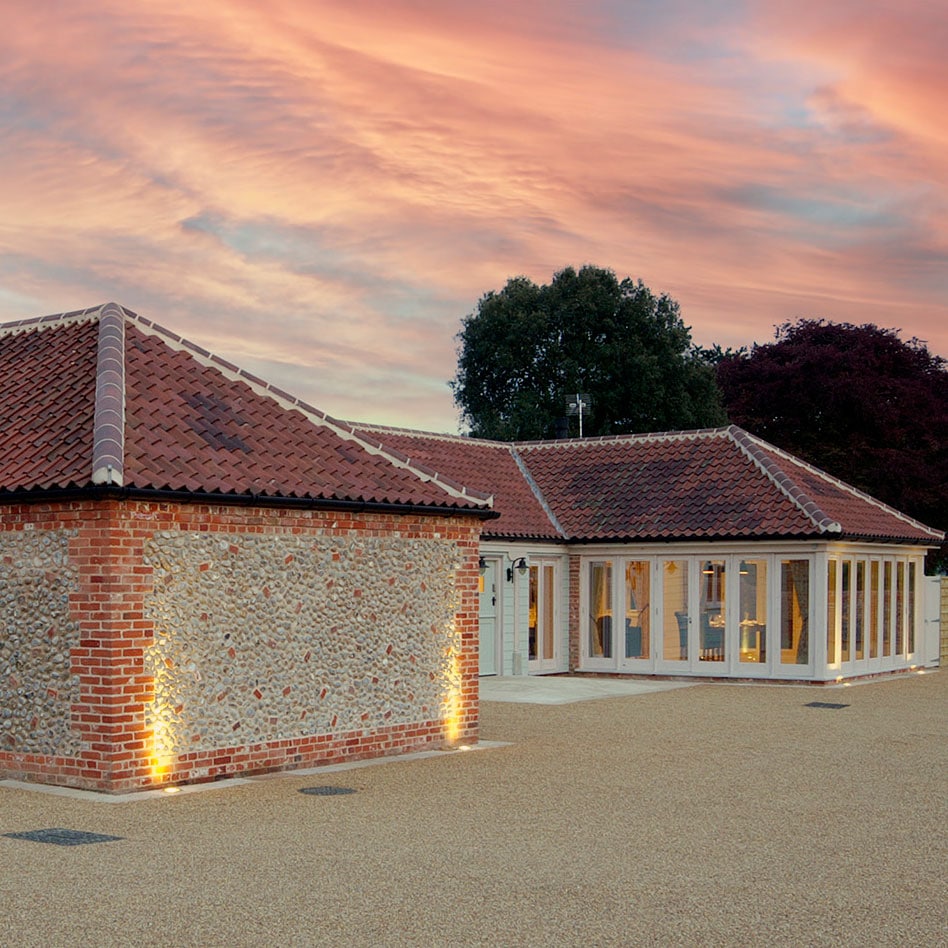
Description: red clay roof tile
xmin=0 ymin=317 xmax=98 ymax=490
xmin=352 ymin=425 xmax=942 ymax=545
xmin=735 ymin=430 xmax=940 ymax=542
xmin=0 ymin=306 xmax=493 ymax=515
xmin=349 ymin=426 xmax=561 ymax=539
xmin=517 ymin=430 xmax=817 ymax=540
xmin=2 ymin=305 xmax=941 ymax=546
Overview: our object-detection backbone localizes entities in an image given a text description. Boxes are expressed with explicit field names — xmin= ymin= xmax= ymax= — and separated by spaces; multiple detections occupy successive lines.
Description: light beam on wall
xmin=442 ymin=648 xmax=463 ymax=745
xmin=148 ymin=668 xmax=175 ymax=782
xmin=150 ymin=709 xmax=175 ymax=782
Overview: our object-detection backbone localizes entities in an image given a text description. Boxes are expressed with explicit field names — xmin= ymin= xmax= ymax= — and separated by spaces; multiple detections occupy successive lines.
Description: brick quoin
xmin=0 ymin=498 xmax=482 ymax=793
xmin=568 ymin=554 xmax=581 ymax=672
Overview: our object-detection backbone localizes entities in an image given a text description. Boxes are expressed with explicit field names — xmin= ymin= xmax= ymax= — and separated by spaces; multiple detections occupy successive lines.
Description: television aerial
xmin=566 ymin=393 xmax=593 ymax=437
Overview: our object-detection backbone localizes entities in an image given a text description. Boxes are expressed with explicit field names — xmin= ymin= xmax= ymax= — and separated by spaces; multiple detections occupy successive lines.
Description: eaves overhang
xmin=829 ymin=530 xmax=944 ymax=547
xmin=562 ymin=530 xmax=942 ymax=547
xmin=482 ymin=531 xmax=567 ymax=543
xmin=0 ymin=484 xmax=501 ymax=521
xmin=564 ymin=531 xmax=829 ymax=545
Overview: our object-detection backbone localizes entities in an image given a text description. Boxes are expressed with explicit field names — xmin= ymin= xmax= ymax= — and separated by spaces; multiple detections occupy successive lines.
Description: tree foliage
xmin=451 ymin=266 xmax=726 ymax=440
xmin=717 ymin=319 xmax=948 ymax=558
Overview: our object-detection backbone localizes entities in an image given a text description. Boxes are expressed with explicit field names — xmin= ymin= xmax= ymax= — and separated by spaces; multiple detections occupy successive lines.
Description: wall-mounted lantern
xmin=506 ymin=557 xmax=528 ymax=582
xmin=478 ymin=556 xmax=488 ymax=573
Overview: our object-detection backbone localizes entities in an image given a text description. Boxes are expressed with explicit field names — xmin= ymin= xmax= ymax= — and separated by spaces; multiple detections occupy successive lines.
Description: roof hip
xmin=91 ymin=303 xmax=126 ymax=486
xmin=727 ymin=426 xmax=842 ymax=535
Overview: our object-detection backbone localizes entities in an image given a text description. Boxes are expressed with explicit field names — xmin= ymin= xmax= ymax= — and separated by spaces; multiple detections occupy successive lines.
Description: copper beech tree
xmin=717 ymin=319 xmax=948 ymax=565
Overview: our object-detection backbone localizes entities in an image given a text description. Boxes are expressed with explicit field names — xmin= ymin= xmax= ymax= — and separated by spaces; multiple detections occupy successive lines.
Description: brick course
xmin=567 ymin=554 xmax=581 ymax=671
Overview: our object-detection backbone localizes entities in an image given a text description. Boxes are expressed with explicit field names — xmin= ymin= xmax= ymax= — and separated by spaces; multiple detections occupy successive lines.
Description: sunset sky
xmin=2 ymin=1 xmax=945 ymax=432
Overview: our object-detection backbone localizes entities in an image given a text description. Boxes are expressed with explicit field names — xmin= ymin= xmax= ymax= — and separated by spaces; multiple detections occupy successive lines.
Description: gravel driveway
xmin=1 ymin=671 xmax=945 ymax=946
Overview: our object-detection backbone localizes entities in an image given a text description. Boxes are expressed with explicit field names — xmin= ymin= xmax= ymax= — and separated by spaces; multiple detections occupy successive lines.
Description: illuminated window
xmin=895 ymin=563 xmax=905 ymax=655
xmin=588 ymin=561 xmax=613 ymax=659
xmin=699 ymin=560 xmax=725 ymax=662
xmin=624 ymin=561 xmax=650 ymax=659
xmin=908 ymin=562 xmax=916 ymax=654
xmin=855 ymin=561 xmax=866 ymax=661
xmin=827 ymin=559 xmax=837 ymax=665
xmin=529 ymin=562 xmax=558 ymax=664
xmin=662 ymin=560 xmax=688 ymax=662
xmin=840 ymin=560 xmax=851 ymax=663
xmin=780 ymin=560 xmax=809 ymax=665
xmin=882 ymin=562 xmax=893 ymax=657
xmin=869 ymin=562 xmax=880 ymax=660
xmin=739 ymin=559 xmax=767 ymax=664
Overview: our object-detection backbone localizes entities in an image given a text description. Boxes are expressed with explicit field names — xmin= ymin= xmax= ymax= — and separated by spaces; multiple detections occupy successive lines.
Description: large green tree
xmin=717 ymin=319 xmax=948 ymax=558
xmin=451 ymin=266 xmax=725 ymax=440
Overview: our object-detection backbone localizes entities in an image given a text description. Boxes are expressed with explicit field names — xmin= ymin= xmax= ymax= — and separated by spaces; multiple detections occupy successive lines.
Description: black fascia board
xmin=0 ymin=484 xmax=500 ymax=521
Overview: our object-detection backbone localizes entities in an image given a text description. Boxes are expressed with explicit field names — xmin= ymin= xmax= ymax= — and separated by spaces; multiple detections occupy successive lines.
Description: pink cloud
xmin=0 ymin=1 xmax=944 ymax=431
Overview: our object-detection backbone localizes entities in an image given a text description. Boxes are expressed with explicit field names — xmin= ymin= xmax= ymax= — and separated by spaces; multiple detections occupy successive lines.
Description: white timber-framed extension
xmin=350 ymin=423 xmax=944 ymax=683
xmin=578 ymin=541 xmax=930 ymax=681
xmin=477 ymin=541 xmax=570 ymax=676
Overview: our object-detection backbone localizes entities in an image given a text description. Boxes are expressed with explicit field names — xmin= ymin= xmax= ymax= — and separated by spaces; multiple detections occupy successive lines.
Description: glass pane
xmin=588 ymin=561 xmax=613 ymax=659
xmin=739 ymin=559 xmax=767 ymax=664
xmin=542 ymin=565 xmax=555 ymax=661
xmin=699 ymin=560 xmax=725 ymax=662
xmin=528 ymin=566 xmax=539 ymax=661
xmin=908 ymin=562 xmax=916 ymax=654
xmin=896 ymin=562 xmax=905 ymax=655
xmin=855 ymin=561 xmax=866 ymax=660
xmin=781 ymin=560 xmax=810 ymax=664
xmin=841 ymin=560 xmax=851 ymax=663
xmin=663 ymin=561 xmax=688 ymax=661
xmin=882 ymin=562 xmax=892 ymax=656
xmin=624 ymin=561 xmax=650 ymax=659
xmin=869 ymin=562 xmax=880 ymax=659
xmin=827 ymin=559 xmax=837 ymax=664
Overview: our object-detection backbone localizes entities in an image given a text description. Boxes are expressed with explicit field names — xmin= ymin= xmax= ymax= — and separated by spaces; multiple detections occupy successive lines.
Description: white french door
xmin=586 ymin=553 xmax=814 ymax=678
xmin=528 ymin=560 xmax=558 ymax=672
xmin=653 ymin=557 xmax=737 ymax=675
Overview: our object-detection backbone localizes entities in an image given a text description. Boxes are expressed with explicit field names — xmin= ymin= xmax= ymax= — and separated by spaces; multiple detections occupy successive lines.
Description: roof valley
xmin=509 ymin=446 xmax=568 ymax=539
